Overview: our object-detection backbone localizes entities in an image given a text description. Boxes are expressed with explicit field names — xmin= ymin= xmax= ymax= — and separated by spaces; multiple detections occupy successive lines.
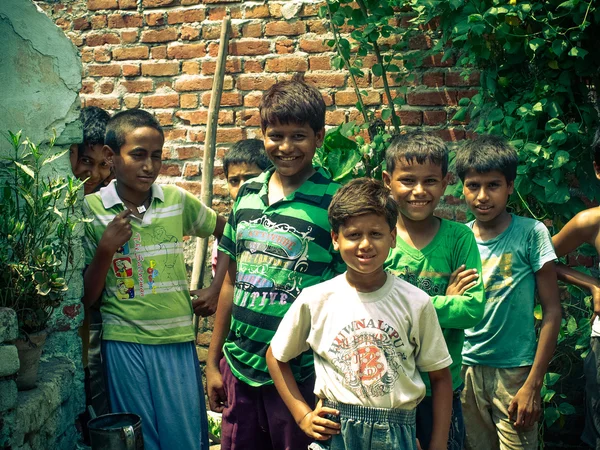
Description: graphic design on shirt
xmin=152 ymin=226 xmax=178 ymax=282
xmin=389 ymin=266 xmax=447 ymax=296
xmin=133 ymin=232 xmax=145 ymax=297
xmin=146 ymin=259 xmax=159 ymax=294
xmin=482 ymin=253 xmax=513 ymax=300
xmin=113 ymin=258 xmax=133 ymax=278
xmin=116 ymin=278 xmax=135 ymax=299
xmin=117 ymin=242 xmax=130 ymax=255
xmin=234 ymin=216 xmax=313 ymax=308
xmin=329 ymin=318 xmax=407 ymax=398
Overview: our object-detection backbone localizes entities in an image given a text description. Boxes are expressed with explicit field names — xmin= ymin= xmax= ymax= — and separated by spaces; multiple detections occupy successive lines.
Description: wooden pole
xmin=191 ymin=14 xmax=230 ymax=332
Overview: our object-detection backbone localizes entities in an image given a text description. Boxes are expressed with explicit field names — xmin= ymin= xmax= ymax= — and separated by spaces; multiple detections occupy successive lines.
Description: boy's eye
xmin=293 ymin=134 xmax=306 ymax=140
xmin=425 ymin=178 xmax=438 ymax=184
xmin=79 ymin=157 xmax=92 ymax=165
xmin=228 ymin=178 xmax=239 ymax=186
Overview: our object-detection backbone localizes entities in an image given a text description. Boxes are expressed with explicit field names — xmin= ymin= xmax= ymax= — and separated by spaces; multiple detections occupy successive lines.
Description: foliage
xmin=0 ymin=131 xmax=85 ymax=336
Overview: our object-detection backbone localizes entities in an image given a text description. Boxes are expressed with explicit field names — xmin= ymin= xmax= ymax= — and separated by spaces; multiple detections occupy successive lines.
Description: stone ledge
xmin=0 ymin=308 xmax=18 ymax=343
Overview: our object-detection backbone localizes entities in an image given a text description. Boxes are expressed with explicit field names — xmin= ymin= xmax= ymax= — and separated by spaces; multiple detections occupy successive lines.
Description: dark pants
xmin=220 ymin=357 xmax=316 ymax=450
xmin=583 ymin=337 xmax=600 ymax=449
xmin=416 ymin=386 xmax=465 ymax=450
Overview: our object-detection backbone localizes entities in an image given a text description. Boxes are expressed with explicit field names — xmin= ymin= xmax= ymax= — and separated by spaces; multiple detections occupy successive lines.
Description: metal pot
xmin=88 ymin=412 xmax=144 ymax=450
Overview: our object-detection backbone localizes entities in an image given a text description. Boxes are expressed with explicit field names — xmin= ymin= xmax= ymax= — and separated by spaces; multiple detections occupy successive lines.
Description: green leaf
xmin=544 ymin=407 xmax=560 ymax=427
xmin=567 ymin=316 xmax=577 ymax=335
xmin=553 ymin=150 xmax=570 ymax=169
xmin=558 ymin=402 xmax=576 ymax=415
xmin=529 ymin=38 xmax=545 ymax=53
xmin=548 ymin=60 xmax=559 ymax=70
xmin=546 ymin=118 xmax=565 ymax=131
xmin=452 ymin=108 xmax=468 ymax=122
xmin=458 ymin=97 xmax=471 ymax=107
xmin=544 ymin=372 xmax=561 ymax=387
xmin=542 ymin=388 xmax=556 ymax=403
xmin=551 ymin=40 xmax=569 ymax=57
xmin=548 ymin=131 xmax=567 ymax=146
xmin=569 ymin=47 xmax=589 ymax=58
xmin=558 ymin=0 xmax=577 ymax=8
xmin=372 ymin=64 xmax=383 ymax=77
xmin=487 ymin=108 xmax=504 ymax=124
xmin=41 ymin=148 xmax=68 ymax=166
xmin=534 ymin=304 xmax=543 ymax=320
xmin=381 ymin=109 xmax=392 ymax=121
xmin=14 ymin=161 xmax=34 ymax=179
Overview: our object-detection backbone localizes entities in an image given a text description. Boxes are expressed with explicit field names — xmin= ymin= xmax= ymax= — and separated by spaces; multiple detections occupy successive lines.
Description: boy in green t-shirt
xmin=382 ymin=131 xmax=486 ymax=450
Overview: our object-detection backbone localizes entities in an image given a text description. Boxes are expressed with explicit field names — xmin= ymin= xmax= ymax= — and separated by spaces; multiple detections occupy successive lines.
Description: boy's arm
xmin=82 ymin=209 xmax=133 ymax=307
xmin=192 ymin=251 xmax=229 ymax=317
xmin=213 ymin=213 xmax=226 ymax=240
xmin=266 ymin=348 xmax=340 ymax=440
xmin=205 ymin=259 xmax=235 ymax=412
xmin=508 ymin=261 xmax=561 ymax=429
xmin=552 ymin=208 xmax=600 ymax=257
xmin=426 ymin=367 xmax=453 ymax=450
xmin=555 ymin=263 xmax=600 ymax=321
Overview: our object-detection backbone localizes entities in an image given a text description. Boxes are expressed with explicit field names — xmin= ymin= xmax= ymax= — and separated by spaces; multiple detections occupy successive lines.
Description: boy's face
xmin=263 ymin=121 xmax=324 ymax=184
xmin=105 ymin=126 xmax=164 ymax=200
xmin=462 ymin=169 xmax=514 ymax=223
xmin=226 ymin=162 xmax=263 ymax=201
xmin=332 ymin=213 xmax=396 ymax=279
xmin=70 ymin=143 xmax=111 ymax=195
xmin=383 ymin=158 xmax=448 ymax=222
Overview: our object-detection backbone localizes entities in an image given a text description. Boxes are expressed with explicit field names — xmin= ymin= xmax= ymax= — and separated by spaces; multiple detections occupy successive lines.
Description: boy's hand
xmin=446 ymin=265 xmax=479 ymax=296
xmin=298 ymin=399 xmax=341 ymax=441
xmin=99 ymin=209 xmax=133 ymax=254
xmin=508 ymin=384 xmax=541 ymax=429
xmin=191 ymin=286 xmax=219 ymax=316
xmin=205 ymin=365 xmax=227 ymax=413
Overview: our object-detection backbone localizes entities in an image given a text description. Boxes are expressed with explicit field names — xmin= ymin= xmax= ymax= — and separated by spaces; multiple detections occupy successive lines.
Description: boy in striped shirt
xmin=206 ymin=77 xmax=345 ymax=450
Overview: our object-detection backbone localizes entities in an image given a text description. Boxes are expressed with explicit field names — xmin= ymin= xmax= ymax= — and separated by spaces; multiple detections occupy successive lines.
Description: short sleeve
xmin=181 ymin=188 xmax=217 ymax=238
xmin=217 ymin=204 xmax=238 ymax=261
xmin=413 ymin=298 xmax=453 ymax=373
xmin=528 ymin=221 xmax=557 ymax=272
xmin=270 ymin=293 xmax=312 ymax=362
xmin=83 ymin=198 xmax=98 ymax=266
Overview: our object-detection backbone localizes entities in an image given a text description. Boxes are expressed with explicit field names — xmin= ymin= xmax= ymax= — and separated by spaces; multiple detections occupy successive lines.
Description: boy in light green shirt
xmin=383 ymin=131 xmax=485 ymax=450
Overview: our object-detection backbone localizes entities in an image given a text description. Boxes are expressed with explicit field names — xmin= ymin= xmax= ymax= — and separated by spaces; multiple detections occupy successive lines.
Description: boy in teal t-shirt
xmin=383 ymin=131 xmax=485 ymax=450
xmin=455 ymin=135 xmax=561 ymax=450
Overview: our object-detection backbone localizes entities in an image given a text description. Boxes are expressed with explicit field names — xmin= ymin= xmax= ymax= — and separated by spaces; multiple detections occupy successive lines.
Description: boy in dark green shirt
xmin=383 ymin=131 xmax=485 ymax=450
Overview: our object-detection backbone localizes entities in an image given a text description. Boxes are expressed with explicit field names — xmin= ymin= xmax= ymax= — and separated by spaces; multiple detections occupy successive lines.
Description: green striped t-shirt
xmin=218 ymin=167 xmax=345 ymax=387
xmin=83 ymin=181 xmax=216 ymax=345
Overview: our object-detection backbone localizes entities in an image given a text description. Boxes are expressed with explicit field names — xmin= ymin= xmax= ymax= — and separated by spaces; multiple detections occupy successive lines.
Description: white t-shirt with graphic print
xmin=270 ymin=272 xmax=452 ymax=410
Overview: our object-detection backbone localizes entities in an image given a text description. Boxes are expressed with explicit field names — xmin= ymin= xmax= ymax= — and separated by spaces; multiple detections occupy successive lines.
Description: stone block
xmin=0 ymin=345 xmax=19 ymax=377
xmin=0 ymin=308 xmax=18 ymax=343
xmin=0 ymin=380 xmax=17 ymax=412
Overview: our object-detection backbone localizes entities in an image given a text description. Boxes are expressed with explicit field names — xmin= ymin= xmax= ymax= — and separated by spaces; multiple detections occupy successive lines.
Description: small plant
xmin=0 ymin=131 xmax=85 ymax=336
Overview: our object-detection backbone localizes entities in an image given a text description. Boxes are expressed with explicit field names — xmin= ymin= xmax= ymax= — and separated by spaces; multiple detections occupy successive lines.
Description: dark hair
xmin=385 ymin=131 xmax=449 ymax=176
xmin=79 ymin=106 xmax=110 ymax=153
xmin=328 ymin=178 xmax=398 ymax=234
xmin=104 ymin=109 xmax=163 ymax=154
xmin=259 ymin=75 xmax=325 ymax=133
xmin=455 ymin=135 xmax=518 ymax=182
xmin=593 ymin=127 xmax=600 ymax=166
xmin=223 ymin=139 xmax=270 ymax=178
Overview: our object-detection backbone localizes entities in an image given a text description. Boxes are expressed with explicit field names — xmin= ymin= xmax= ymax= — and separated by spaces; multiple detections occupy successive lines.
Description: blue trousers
xmin=103 ymin=340 xmax=208 ymax=450
xmin=416 ymin=386 xmax=465 ymax=450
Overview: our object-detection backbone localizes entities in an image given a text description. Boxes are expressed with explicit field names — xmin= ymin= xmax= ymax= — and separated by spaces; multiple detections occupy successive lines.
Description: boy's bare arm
xmin=192 ymin=251 xmax=229 ymax=316
xmin=213 ymin=214 xmax=226 ymax=240
xmin=508 ymin=262 xmax=561 ymax=429
xmin=427 ymin=367 xmax=452 ymax=450
xmin=553 ymin=208 xmax=600 ymax=257
xmin=266 ymin=347 xmax=340 ymax=440
xmin=83 ymin=209 xmax=133 ymax=307
xmin=555 ymin=263 xmax=600 ymax=321
xmin=205 ymin=259 xmax=236 ymax=412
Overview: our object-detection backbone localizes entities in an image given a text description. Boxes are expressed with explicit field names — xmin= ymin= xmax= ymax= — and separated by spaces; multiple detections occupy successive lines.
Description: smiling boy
xmin=455 ymin=135 xmax=561 ymax=450
xmin=266 ymin=178 xmax=453 ymax=450
xmin=206 ymin=77 xmax=345 ymax=450
xmin=82 ymin=109 xmax=226 ymax=450
xmin=382 ymin=131 xmax=485 ymax=450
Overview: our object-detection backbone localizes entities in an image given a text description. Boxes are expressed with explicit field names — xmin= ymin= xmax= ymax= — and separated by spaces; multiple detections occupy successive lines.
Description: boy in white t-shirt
xmin=266 ymin=178 xmax=453 ymax=450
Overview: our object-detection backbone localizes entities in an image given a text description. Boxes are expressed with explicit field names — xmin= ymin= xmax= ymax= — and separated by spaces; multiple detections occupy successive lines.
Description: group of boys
xmin=74 ymin=76 xmax=600 ymax=450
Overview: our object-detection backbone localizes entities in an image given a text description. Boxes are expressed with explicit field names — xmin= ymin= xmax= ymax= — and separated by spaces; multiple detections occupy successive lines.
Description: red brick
xmin=53 ymin=18 xmax=71 ymax=31
xmin=347 ymin=109 xmax=366 ymax=125
xmin=174 ymin=76 xmax=213 ymax=91
xmin=88 ymin=64 xmax=121 ymax=77
xmin=245 ymin=4 xmax=270 ymax=18
xmin=175 ymin=181 xmax=202 ymax=195
xmin=86 ymin=33 xmax=120 ymax=47
xmin=184 ymin=163 xmax=200 ymax=177
xmin=121 ymin=30 xmax=138 ymax=44
xmin=155 ymin=112 xmax=174 ymax=126
xmin=423 ymin=110 xmax=447 ymax=125
xmin=202 ymin=24 xmax=221 ymax=39
xmin=88 ymin=0 xmax=118 ymax=10
xmin=123 ymin=95 xmax=140 ymax=108
xmin=70 ymin=34 xmax=85 ymax=48
xmin=81 ymin=48 xmax=94 ymax=63
xmin=275 ymin=39 xmax=295 ymax=54
xmin=108 ymin=13 xmax=143 ymax=28
xmin=326 ymin=110 xmax=347 ymax=126
xmin=397 ymin=110 xmax=423 ymax=126
xmin=151 ymin=46 xmax=167 ymax=59
xmin=181 ymin=26 xmax=200 ymax=40
xmin=175 ymin=110 xmax=234 ymax=125
xmin=307 ymin=19 xmax=327 ymax=34
xmin=373 ymin=73 xmax=402 ymax=88
xmin=267 ymin=3 xmax=282 ymax=17
xmin=112 ymin=46 xmax=149 ymax=60
xmin=145 ymin=12 xmax=165 ymax=26
xmin=176 ymin=145 xmax=203 ymax=159
xmin=94 ymin=47 xmax=111 ymax=62
xmin=422 ymin=72 xmax=444 ymax=87
xmin=180 ymin=93 xmax=198 ymax=108
xmin=84 ymin=96 xmax=120 ymax=109
xmin=408 ymin=35 xmax=432 ymax=50
xmin=142 ymin=0 xmax=174 ymax=7
xmin=217 ymin=128 xmax=246 ymax=143
xmin=142 ymin=62 xmax=180 ymax=76
xmin=421 ymin=53 xmax=456 ymax=68
xmin=182 ymin=61 xmax=200 ymax=74
xmin=434 ymin=129 xmax=466 ymax=142
xmin=121 ymin=80 xmax=154 ymax=93
xmin=208 ymin=6 xmax=242 ymax=20
xmin=201 ymin=92 xmax=242 ymax=107
xmin=230 ymin=40 xmax=270 ymax=56
xmin=141 ymin=28 xmax=179 ymax=43
xmin=236 ymin=74 xmax=277 ymax=91
xmin=181 ymin=0 xmax=200 ymax=4
xmin=81 ymin=81 xmax=95 ymax=94
xmin=265 ymin=21 xmax=306 ymax=36
xmin=156 ymin=80 xmax=173 ymax=89
xmin=244 ymin=60 xmax=263 ymax=73
xmin=299 ymin=39 xmax=331 ymax=53
xmin=238 ymin=109 xmax=261 ymax=127
xmin=201 ymin=59 xmax=242 ymax=75
xmin=73 ymin=18 xmax=91 ymax=30
xmin=142 ymin=93 xmax=179 ymax=108
xmin=309 ymin=56 xmax=331 ymax=71
xmin=167 ymin=8 xmax=205 ymax=24
xmin=118 ymin=0 xmax=137 ymax=9
xmin=407 ymin=90 xmax=457 ymax=106
xmin=265 ymin=57 xmax=308 ymax=73
xmin=241 ymin=22 xmax=262 ymax=38
xmin=321 ymin=91 xmax=334 ymax=106
xmin=335 ymin=90 xmax=381 ymax=106
xmin=456 ymin=89 xmax=479 ymax=103
xmin=304 ymin=73 xmax=346 ymax=88
xmin=243 ymin=92 xmax=262 ymax=107
xmin=165 ymin=129 xmax=188 ymax=141
xmin=355 ymin=72 xmax=371 ymax=88
xmin=167 ymin=43 xmax=206 ymax=59
xmin=446 ymin=71 xmax=480 ymax=87
xmin=91 ymin=15 xmax=108 ymax=29
xmin=160 ymin=163 xmax=182 ymax=176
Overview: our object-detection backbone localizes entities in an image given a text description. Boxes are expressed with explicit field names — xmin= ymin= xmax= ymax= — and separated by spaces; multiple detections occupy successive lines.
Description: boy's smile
xmin=463 ymin=169 xmax=513 ymax=225
xmin=105 ymin=126 xmax=164 ymax=204
xmin=70 ymin=143 xmax=111 ymax=195
xmin=263 ymin=121 xmax=324 ymax=186
xmin=226 ymin=162 xmax=263 ymax=202
xmin=332 ymin=213 xmax=396 ymax=291
xmin=383 ymin=159 xmax=448 ymax=223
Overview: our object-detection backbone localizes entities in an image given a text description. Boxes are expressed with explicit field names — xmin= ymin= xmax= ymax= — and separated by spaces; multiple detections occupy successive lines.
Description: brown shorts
xmin=583 ymin=337 xmax=600 ymax=449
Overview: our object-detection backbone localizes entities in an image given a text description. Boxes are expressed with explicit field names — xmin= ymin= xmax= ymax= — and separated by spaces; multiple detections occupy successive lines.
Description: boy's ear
xmin=594 ymin=161 xmax=600 ymax=180
xmin=331 ymin=230 xmax=340 ymax=251
xmin=382 ymin=170 xmax=391 ymax=188
xmin=315 ymin=128 xmax=325 ymax=148
xmin=507 ymin=179 xmax=515 ymax=195
xmin=103 ymin=145 xmax=115 ymax=165
xmin=389 ymin=226 xmax=397 ymax=249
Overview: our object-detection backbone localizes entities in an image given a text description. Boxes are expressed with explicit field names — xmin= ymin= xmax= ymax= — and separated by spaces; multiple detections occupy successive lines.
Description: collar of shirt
xmin=98 ymin=179 xmax=165 ymax=210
